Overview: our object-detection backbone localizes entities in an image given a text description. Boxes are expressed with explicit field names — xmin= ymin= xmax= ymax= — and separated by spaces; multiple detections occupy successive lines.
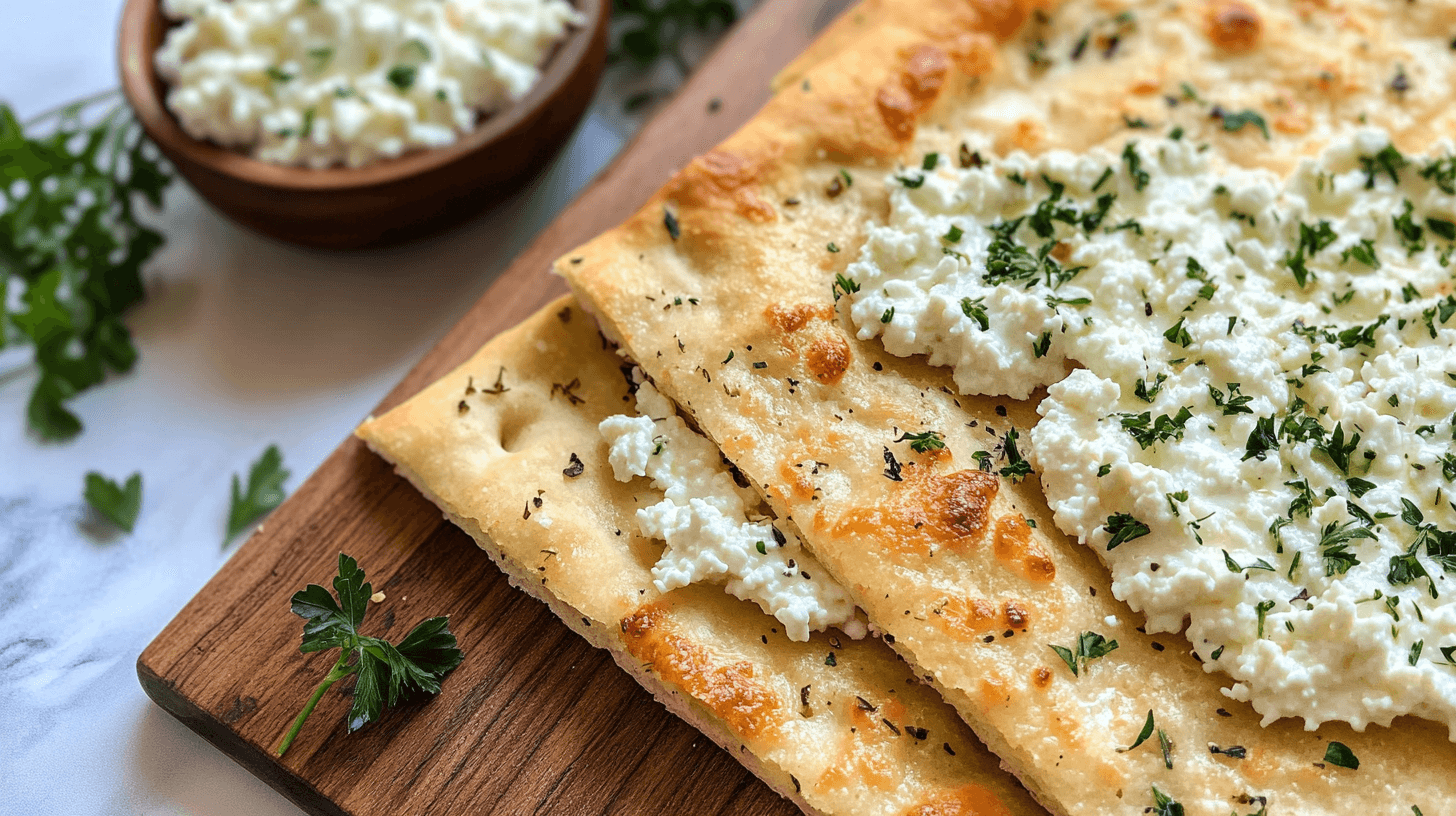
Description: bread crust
xmin=557 ymin=1 xmax=1456 ymax=814
xmin=357 ymin=297 xmax=1047 ymax=816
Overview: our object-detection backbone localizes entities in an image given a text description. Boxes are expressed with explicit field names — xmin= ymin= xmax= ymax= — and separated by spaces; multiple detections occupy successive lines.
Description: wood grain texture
xmin=137 ymin=2 xmax=857 ymax=814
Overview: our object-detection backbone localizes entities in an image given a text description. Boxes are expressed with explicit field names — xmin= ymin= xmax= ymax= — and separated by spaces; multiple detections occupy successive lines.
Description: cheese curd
xmin=154 ymin=0 xmax=582 ymax=168
xmin=847 ymin=132 xmax=1456 ymax=736
xmin=600 ymin=375 xmax=859 ymax=642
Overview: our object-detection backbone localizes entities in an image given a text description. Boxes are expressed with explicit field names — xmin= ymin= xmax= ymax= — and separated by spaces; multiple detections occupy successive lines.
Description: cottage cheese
xmin=154 ymin=0 xmax=582 ymax=168
xmin=599 ymin=375 xmax=859 ymax=642
xmin=847 ymin=132 xmax=1456 ymax=736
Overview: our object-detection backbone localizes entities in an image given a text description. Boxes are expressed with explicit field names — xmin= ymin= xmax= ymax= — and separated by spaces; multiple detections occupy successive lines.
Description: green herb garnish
xmin=1150 ymin=787 xmax=1185 ymax=816
xmin=1103 ymin=512 xmax=1151 ymax=550
xmin=1218 ymin=108 xmax=1269 ymax=139
xmin=386 ymin=64 xmax=417 ymax=91
xmin=1049 ymin=631 xmax=1119 ymax=677
xmin=898 ymin=430 xmax=945 ymax=453
xmin=226 ymin=445 xmax=290 ymax=544
xmin=83 ymin=470 xmax=142 ymax=532
xmin=1323 ymin=741 xmax=1360 ymax=769
xmin=276 ymin=554 xmax=463 ymax=756
xmin=1121 ymin=710 xmax=1155 ymax=751
xmin=2 ymin=96 xmax=172 ymax=439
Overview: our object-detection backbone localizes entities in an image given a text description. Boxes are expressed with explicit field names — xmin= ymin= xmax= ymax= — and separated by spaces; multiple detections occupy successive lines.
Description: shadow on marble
xmin=126 ymin=704 xmax=302 ymax=816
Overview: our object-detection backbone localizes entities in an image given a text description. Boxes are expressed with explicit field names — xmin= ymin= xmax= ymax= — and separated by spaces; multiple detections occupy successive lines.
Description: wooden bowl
xmin=117 ymin=0 xmax=608 ymax=249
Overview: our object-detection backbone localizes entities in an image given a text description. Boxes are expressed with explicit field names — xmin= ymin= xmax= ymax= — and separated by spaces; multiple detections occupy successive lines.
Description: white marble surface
xmin=0 ymin=4 xmax=734 ymax=813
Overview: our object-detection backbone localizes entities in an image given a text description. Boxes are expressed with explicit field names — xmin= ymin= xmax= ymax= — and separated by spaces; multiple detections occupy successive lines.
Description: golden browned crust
xmin=557 ymin=1 xmax=1456 ymax=814
xmin=356 ymin=296 xmax=1047 ymax=816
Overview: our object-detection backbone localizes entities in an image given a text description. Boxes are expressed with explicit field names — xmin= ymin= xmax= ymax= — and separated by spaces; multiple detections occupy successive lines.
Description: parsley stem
xmin=276 ymin=655 xmax=356 ymax=756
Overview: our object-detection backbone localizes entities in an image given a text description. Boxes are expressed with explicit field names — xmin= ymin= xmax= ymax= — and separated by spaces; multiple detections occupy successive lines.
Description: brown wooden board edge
xmin=136 ymin=2 xmax=855 ymax=815
xmin=138 ymin=660 xmax=348 ymax=816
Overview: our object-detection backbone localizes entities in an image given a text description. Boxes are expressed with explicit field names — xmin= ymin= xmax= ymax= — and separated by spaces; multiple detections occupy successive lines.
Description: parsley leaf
xmin=2 ymin=96 xmax=172 ymax=439
xmin=1150 ymin=786 xmax=1185 ymax=816
xmin=1121 ymin=710 xmax=1155 ymax=751
xmin=1049 ymin=631 xmax=1119 ymax=677
xmin=1319 ymin=520 xmax=1373 ymax=575
xmin=226 ymin=445 xmax=291 ymax=543
xmin=1121 ymin=142 xmax=1150 ymax=191
xmin=1163 ymin=317 xmax=1192 ymax=348
xmin=1218 ymin=108 xmax=1269 ymax=139
xmin=1208 ymin=382 xmax=1253 ymax=415
xmin=386 ymin=64 xmax=417 ymax=91
xmin=276 ymin=553 xmax=463 ymax=755
xmin=1323 ymin=741 xmax=1360 ymax=769
xmin=1118 ymin=407 xmax=1193 ymax=449
xmin=1103 ymin=512 xmax=1151 ymax=550
xmin=1242 ymin=416 xmax=1278 ymax=461
xmin=999 ymin=427 xmax=1033 ymax=482
xmin=960 ymin=296 xmax=990 ymax=330
xmin=1359 ymin=143 xmax=1406 ymax=189
xmin=83 ymin=471 xmax=142 ymax=532
xmin=897 ymin=430 xmax=946 ymax=453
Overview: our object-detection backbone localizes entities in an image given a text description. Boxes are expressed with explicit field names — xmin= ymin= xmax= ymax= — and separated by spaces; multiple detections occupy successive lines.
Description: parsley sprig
xmin=2 ymin=94 xmax=172 ymax=440
xmin=277 ymin=554 xmax=463 ymax=756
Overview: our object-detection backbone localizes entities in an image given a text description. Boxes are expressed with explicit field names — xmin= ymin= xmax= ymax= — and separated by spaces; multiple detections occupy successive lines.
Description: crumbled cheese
xmin=600 ymin=377 xmax=858 ymax=642
xmin=154 ymin=0 xmax=582 ymax=167
xmin=848 ymin=131 xmax=1456 ymax=736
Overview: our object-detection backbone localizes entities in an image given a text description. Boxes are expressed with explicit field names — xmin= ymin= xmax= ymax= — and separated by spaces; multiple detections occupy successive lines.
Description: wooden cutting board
xmin=136 ymin=2 xmax=857 ymax=815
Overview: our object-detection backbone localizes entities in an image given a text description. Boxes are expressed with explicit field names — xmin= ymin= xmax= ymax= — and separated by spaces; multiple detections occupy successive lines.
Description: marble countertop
xmin=0 ymin=4 xmax=730 ymax=812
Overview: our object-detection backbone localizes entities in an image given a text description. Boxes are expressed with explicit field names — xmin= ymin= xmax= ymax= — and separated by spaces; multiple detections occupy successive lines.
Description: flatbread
xmin=557 ymin=1 xmax=1456 ymax=814
xmin=356 ymin=296 xmax=1047 ymax=816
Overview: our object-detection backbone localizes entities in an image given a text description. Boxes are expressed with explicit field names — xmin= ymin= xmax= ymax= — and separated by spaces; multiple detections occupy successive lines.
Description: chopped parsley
xmin=999 ymin=427 xmax=1033 ymax=482
xmin=1121 ymin=710 xmax=1155 ymax=751
xmin=1103 ymin=512 xmax=1151 ymax=550
xmin=386 ymin=64 xmax=417 ymax=91
xmin=1118 ymin=407 xmax=1193 ymax=449
xmin=1150 ymin=786 xmax=1185 ymax=816
xmin=1319 ymin=520 xmax=1374 ymax=575
xmin=1121 ymin=142 xmax=1150 ymax=191
xmin=1323 ymin=741 xmax=1360 ymax=769
xmin=1255 ymin=599 xmax=1276 ymax=638
xmin=1134 ymin=373 xmax=1167 ymax=403
xmin=1049 ymin=631 xmax=1119 ymax=677
xmin=1359 ymin=143 xmax=1406 ymax=188
xmin=1217 ymin=108 xmax=1270 ymax=139
xmin=898 ymin=430 xmax=946 ymax=453
xmin=1162 ymin=317 xmax=1192 ymax=348
xmin=1208 ymin=383 xmax=1253 ymax=415
xmin=1242 ymin=416 xmax=1278 ymax=461
xmin=960 ymin=296 xmax=990 ymax=330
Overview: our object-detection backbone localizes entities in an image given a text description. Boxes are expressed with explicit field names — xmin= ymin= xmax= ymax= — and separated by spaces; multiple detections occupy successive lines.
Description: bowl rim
xmin=117 ymin=0 xmax=606 ymax=192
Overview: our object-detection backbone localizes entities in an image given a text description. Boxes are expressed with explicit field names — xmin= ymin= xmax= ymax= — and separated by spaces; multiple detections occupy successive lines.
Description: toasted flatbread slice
xmin=557 ymin=1 xmax=1456 ymax=814
xmin=356 ymin=296 xmax=1046 ymax=816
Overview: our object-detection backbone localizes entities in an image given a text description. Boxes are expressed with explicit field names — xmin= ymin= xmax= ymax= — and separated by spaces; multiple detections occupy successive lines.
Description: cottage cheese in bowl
xmin=154 ymin=0 xmax=583 ymax=168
